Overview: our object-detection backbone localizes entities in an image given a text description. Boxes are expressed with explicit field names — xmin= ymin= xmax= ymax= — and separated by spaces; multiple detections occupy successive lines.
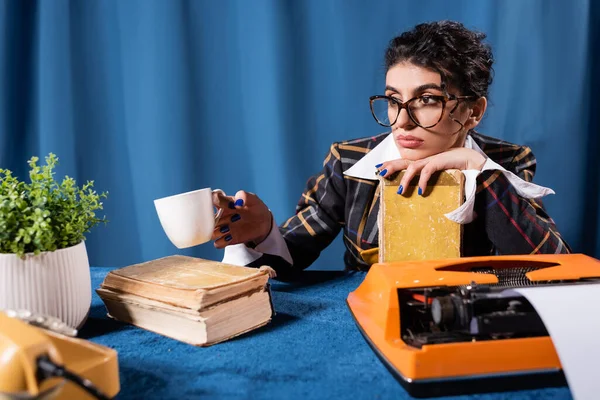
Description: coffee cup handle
xmin=212 ymin=189 xmax=226 ymax=222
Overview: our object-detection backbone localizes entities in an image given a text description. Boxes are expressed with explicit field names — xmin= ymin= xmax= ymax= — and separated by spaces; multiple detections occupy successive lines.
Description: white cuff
xmin=444 ymin=157 xmax=555 ymax=224
xmin=222 ymin=216 xmax=293 ymax=266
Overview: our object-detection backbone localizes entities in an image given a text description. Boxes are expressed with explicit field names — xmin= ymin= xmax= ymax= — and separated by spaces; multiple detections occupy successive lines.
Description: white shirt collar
xmin=343 ymin=133 xmax=399 ymax=179
xmin=343 ymin=133 xmax=484 ymax=179
xmin=341 ymin=132 xmax=554 ymax=224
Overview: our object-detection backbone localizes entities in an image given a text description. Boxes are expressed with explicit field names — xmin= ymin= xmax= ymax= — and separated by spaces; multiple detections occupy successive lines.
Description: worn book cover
xmin=96 ymin=255 xmax=275 ymax=346
xmin=98 ymin=255 xmax=272 ymax=310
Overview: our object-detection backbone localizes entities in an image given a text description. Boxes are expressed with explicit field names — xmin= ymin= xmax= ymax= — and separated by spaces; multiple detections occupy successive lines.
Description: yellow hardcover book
xmin=378 ymin=169 xmax=464 ymax=262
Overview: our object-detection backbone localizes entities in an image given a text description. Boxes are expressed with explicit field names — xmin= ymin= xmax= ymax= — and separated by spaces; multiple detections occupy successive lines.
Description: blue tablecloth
xmin=83 ymin=267 xmax=572 ymax=399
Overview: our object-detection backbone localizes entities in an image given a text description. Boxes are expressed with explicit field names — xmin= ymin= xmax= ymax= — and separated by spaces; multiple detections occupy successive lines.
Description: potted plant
xmin=0 ymin=153 xmax=107 ymax=329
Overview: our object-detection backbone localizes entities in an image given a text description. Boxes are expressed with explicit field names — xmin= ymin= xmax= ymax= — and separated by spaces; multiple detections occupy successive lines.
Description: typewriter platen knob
xmin=431 ymin=296 xmax=455 ymax=326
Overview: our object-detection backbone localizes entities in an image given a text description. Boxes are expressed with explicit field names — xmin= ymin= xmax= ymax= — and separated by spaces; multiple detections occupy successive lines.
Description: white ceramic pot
xmin=0 ymin=241 xmax=91 ymax=329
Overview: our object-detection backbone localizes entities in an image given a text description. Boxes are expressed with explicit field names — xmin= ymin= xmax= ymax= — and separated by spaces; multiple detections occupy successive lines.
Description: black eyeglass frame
xmin=369 ymin=94 xmax=476 ymax=129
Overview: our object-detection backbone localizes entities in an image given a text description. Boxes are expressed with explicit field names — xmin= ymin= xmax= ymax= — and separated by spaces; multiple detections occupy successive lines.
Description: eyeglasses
xmin=369 ymin=94 xmax=475 ymax=129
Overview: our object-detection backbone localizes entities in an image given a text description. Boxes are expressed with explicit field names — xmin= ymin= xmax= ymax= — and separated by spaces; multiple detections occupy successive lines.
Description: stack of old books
xmin=96 ymin=255 xmax=274 ymax=346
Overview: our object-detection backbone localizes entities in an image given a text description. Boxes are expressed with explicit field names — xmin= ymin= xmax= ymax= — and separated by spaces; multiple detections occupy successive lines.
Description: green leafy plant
xmin=0 ymin=153 xmax=108 ymax=257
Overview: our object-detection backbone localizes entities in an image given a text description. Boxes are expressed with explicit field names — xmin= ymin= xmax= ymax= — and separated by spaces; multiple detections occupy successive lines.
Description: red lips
xmin=396 ymin=135 xmax=424 ymax=149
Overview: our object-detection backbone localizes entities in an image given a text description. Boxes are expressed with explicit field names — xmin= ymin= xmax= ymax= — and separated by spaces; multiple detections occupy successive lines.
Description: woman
xmin=212 ymin=20 xmax=570 ymax=279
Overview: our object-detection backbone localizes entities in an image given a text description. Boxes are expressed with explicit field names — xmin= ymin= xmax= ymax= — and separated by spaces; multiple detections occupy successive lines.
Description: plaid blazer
xmin=250 ymin=131 xmax=571 ymax=278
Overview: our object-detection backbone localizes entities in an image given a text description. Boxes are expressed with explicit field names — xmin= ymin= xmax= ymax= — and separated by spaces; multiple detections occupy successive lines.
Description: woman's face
xmin=384 ymin=62 xmax=486 ymax=160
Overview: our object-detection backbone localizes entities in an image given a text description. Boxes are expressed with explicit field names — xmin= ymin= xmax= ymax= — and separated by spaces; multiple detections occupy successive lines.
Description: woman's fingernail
xmin=418 ymin=187 xmax=423 ymax=196
xmin=220 ymin=225 xmax=230 ymax=233
xmin=397 ymin=185 xmax=403 ymax=195
xmin=375 ymin=163 xmax=383 ymax=168
xmin=224 ymin=234 xmax=232 ymax=242
xmin=231 ymin=214 xmax=241 ymax=222
xmin=228 ymin=202 xmax=236 ymax=209
xmin=234 ymin=199 xmax=244 ymax=207
xmin=379 ymin=168 xmax=387 ymax=176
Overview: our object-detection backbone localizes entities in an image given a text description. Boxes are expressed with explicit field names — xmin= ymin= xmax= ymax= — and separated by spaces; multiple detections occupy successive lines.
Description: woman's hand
xmin=375 ymin=148 xmax=487 ymax=195
xmin=211 ymin=190 xmax=273 ymax=249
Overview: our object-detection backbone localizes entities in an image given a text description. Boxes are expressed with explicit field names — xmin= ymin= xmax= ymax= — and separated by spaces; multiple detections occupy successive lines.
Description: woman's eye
xmin=420 ymin=96 xmax=436 ymax=104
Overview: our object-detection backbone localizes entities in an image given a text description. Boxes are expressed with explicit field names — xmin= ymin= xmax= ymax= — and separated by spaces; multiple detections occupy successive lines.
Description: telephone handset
xmin=0 ymin=311 xmax=119 ymax=400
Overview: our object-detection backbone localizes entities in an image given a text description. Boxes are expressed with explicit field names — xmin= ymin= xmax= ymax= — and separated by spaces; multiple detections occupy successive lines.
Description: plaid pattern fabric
xmin=251 ymin=131 xmax=571 ymax=277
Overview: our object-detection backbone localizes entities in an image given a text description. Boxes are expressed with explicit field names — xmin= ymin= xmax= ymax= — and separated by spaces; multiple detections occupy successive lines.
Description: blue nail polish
xmin=234 ymin=199 xmax=244 ymax=207
xmin=375 ymin=163 xmax=383 ymax=168
xmin=379 ymin=168 xmax=387 ymax=176
xmin=220 ymin=225 xmax=230 ymax=233
xmin=418 ymin=187 xmax=423 ymax=196
xmin=231 ymin=214 xmax=241 ymax=222
xmin=397 ymin=185 xmax=403 ymax=195
xmin=228 ymin=202 xmax=235 ymax=209
xmin=224 ymin=234 xmax=232 ymax=242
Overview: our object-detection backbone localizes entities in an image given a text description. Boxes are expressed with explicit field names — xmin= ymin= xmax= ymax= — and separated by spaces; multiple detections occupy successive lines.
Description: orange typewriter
xmin=347 ymin=253 xmax=600 ymax=398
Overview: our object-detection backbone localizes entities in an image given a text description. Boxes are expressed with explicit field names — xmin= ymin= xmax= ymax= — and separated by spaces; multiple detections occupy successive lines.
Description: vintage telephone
xmin=0 ymin=310 xmax=119 ymax=400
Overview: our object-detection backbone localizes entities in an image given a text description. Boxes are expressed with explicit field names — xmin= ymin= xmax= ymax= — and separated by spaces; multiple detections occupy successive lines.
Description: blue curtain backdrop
xmin=0 ymin=0 xmax=598 ymax=269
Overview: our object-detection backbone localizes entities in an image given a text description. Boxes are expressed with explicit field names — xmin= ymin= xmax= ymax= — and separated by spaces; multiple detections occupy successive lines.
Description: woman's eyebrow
xmin=413 ymin=83 xmax=444 ymax=94
xmin=384 ymin=83 xmax=443 ymax=96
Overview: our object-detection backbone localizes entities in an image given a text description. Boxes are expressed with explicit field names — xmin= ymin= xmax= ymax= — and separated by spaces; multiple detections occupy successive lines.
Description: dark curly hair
xmin=385 ymin=21 xmax=494 ymax=98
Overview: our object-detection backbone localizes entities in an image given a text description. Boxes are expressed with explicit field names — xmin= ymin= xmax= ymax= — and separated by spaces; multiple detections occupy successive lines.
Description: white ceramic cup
xmin=154 ymin=188 xmax=225 ymax=248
